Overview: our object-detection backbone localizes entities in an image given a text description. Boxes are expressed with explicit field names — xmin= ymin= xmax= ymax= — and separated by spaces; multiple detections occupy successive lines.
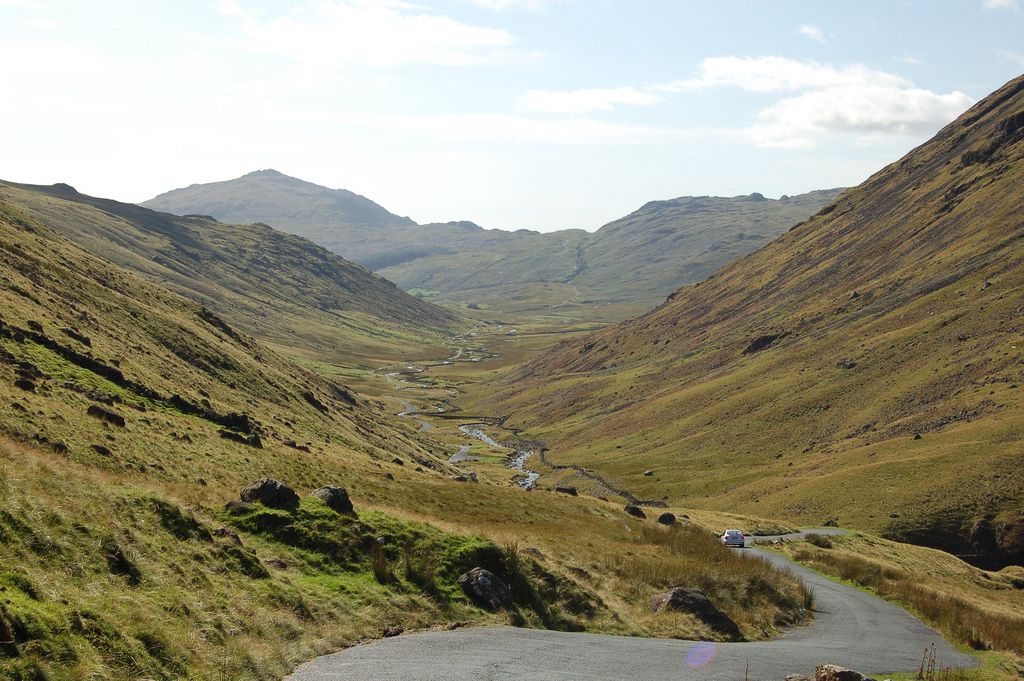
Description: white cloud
xmin=657 ymin=56 xmax=910 ymax=93
xmin=647 ymin=56 xmax=972 ymax=147
xmin=221 ymin=1 xmax=519 ymax=68
xmin=982 ymin=0 xmax=1020 ymax=10
xmin=337 ymin=112 xmax=719 ymax=145
xmin=0 ymin=0 xmax=47 ymax=9
xmin=465 ymin=0 xmax=562 ymax=9
xmin=999 ymin=49 xmax=1024 ymax=66
xmin=749 ymin=85 xmax=974 ymax=147
xmin=798 ymin=24 xmax=826 ymax=43
xmin=520 ymin=86 xmax=662 ymax=113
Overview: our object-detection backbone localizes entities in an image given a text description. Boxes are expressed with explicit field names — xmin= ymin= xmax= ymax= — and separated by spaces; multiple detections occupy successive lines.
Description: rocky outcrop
xmin=458 ymin=567 xmax=512 ymax=611
xmin=87 ymin=404 xmax=126 ymax=427
xmin=624 ymin=504 xmax=647 ymax=519
xmin=657 ymin=512 xmax=677 ymax=526
xmin=240 ymin=478 xmax=299 ymax=509
xmin=555 ymin=486 xmax=578 ymax=496
xmin=312 ymin=486 xmax=354 ymax=515
xmin=650 ymin=587 xmax=741 ymax=639
xmin=814 ymin=664 xmax=876 ymax=681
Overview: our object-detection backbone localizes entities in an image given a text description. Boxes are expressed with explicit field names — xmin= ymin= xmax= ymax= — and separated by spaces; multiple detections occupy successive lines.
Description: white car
xmin=721 ymin=529 xmax=746 ymax=548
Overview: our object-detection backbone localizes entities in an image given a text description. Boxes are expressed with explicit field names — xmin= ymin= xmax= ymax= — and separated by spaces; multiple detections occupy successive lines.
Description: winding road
xmin=286 ymin=537 xmax=975 ymax=681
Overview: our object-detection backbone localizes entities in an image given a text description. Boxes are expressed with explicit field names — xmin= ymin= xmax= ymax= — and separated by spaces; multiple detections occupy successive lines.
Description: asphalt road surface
xmin=286 ymin=533 xmax=976 ymax=681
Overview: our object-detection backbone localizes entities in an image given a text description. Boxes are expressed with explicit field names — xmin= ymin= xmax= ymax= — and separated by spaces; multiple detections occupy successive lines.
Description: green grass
xmin=481 ymin=75 xmax=1024 ymax=569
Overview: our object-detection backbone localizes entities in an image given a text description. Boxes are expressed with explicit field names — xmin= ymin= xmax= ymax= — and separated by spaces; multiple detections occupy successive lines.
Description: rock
xmin=213 ymin=527 xmax=242 ymax=544
xmin=822 ymin=517 xmax=839 ymax=527
xmin=657 ymin=512 xmax=677 ymax=526
xmin=787 ymin=675 xmax=812 ymax=681
xmin=643 ymin=470 xmax=654 ymax=476
xmin=624 ymin=504 xmax=647 ymax=519
xmin=312 ymin=486 xmax=354 ymax=515
xmin=815 ymin=664 xmax=875 ymax=681
xmin=913 ymin=432 xmax=922 ymax=440
xmin=90 ymin=444 xmax=112 ymax=457
xmin=391 ymin=457 xmax=404 ymax=466
xmin=381 ymin=626 xmax=404 ymax=638
xmin=837 ymin=360 xmax=857 ymax=369
xmin=522 ymin=547 xmax=545 ymax=560
xmin=60 ymin=327 xmax=91 ymax=346
xmin=219 ymin=430 xmax=263 ymax=448
xmin=650 ymin=587 xmax=741 ymax=638
xmin=87 ymin=404 xmax=126 ymax=427
xmin=224 ymin=500 xmax=255 ymax=515
xmin=264 ymin=558 xmax=288 ymax=570
xmin=458 ymin=567 xmax=512 ymax=611
xmin=13 ymin=378 xmax=35 ymax=392
xmin=239 ymin=478 xmax=299 ymax=509
xmin=568 ymin=566 xmax=591 ymax=579
xmin=743 ymin=333 xmax=786 ymax=354
xmin=555 ymin=486 xmax=578 ymax=496
xmin=384 ymin=472 xmax=395 ymax=481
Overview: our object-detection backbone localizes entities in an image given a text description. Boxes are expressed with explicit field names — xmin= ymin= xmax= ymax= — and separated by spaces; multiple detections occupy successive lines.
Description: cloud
xmin=0 ymin=0 xmax=47 ymax=9
xmin=647 ymin=56 xmax=972 ymax=147
xmin=520 ymin=86 xmax=662 ymax=113
xmin=750 ymin=85 xmax=974 ymax=147
xmin=982 ymin=0 xmax=1020 ymax=9
xmin=221 ymin=1 xmax=519 ymax=68
xmin=999 ymin=49 xmax=1024 ymax=66
xmin=464 ymin=0 xmax=562 ymax=9
xmin=656 ymin=56 xmax=910 ymax=93
xmin=797 ymin=24 xmax=826 ymax=43
xmin=337 ymin=112 xmax=719 ymax=145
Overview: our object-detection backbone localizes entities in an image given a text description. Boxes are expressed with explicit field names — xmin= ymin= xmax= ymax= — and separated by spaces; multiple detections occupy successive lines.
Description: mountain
xmin=485 ymin=75 xmax=1024 ymax=568
xmin=144 ymin=168 xmax=416 ymax=248
xmin=0 ymin=196 xmax=810 ymax=679
xmin=142 ymin=172 xmax=840 ymax=318
xmin=0 ymin=180 xmax=456 ymax=366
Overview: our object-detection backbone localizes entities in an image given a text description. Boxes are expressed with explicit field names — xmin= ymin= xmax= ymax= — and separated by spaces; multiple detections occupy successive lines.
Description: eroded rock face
xmin=458 ymin=567 xmax=512 ymax=611
xmin=312 ymin=486 xmax=354 ymax=515
xmin=650 ymin=587 xmax=740 ymax=639
xmin=240 ymin=478 xmax=299 ymax=509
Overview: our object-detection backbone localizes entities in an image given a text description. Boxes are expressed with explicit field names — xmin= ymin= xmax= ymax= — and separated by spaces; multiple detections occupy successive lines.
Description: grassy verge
xmin=0 ymin=440 xmax=605 ymax=680
xmin=780 ymin=535 xmax=1024 ymax=658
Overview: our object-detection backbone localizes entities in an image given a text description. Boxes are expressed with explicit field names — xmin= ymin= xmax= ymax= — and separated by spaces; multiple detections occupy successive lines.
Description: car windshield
xmin=726 ymin=531 xmax=742 ymax=536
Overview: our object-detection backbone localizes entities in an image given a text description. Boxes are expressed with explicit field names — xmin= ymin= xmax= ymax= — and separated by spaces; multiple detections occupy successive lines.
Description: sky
xmin=1 ymin=1 xmax=1022 ymax=232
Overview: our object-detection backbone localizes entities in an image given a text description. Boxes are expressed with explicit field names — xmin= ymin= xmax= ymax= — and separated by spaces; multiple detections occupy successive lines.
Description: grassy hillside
xmin=141 ymin=172 xmax=838 ymax=319
xmin=0 ymin=197 xmax=811 ymax=678
xmin=483 ymin=74 xmax=1024 ymax=569
xmin=0 ymin=181 xmax=456 ymax=367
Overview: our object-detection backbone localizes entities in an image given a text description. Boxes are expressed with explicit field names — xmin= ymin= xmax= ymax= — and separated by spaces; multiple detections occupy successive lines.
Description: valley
xmin=1 ymin=10 xmax=1023 ymax=677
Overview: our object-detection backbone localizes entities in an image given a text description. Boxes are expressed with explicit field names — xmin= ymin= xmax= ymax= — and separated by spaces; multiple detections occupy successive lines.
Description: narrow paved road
xmin=286 ymin=542 xmax=975 ymax=681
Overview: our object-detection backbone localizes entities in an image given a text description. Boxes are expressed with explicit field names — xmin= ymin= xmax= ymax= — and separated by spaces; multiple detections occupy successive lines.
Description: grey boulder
xmin=458 ymin=567 xmax=512 ymax=611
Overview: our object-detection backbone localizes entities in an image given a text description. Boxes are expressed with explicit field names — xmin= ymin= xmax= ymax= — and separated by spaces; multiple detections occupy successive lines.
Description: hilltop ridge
xmin=143 ymin=172 xmax=840 ymax=317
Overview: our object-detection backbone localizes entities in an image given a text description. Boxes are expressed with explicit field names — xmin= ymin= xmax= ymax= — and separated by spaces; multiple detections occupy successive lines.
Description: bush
xmin=805 ymin=533 xmax=833 ymax=549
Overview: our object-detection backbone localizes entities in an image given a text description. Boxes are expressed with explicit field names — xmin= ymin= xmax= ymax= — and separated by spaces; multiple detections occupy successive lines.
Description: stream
xmin=459 ymin=424 xmax=540 ymax=490
xmin=384 ymin=321 xmax=541 ymax=489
